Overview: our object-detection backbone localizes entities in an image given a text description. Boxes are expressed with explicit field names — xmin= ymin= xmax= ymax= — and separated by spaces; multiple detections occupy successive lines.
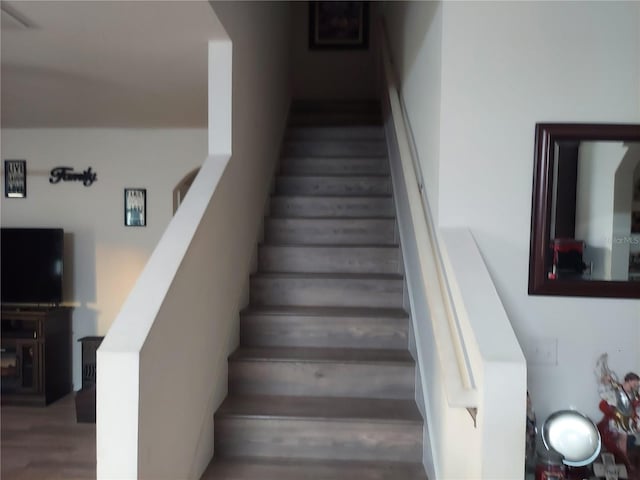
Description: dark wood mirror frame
xmin=528 ymin=122 xmax=640 ymax=298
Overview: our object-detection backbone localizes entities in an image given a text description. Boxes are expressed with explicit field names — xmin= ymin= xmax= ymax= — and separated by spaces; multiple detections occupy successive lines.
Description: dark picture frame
xmin=4 ymin=160 xmax=27 ymax=198
xmin=124 ymin=188 xmax=146 ymax=227
xmin=528 ymin=123 xmax=640 ymax=298
xmin=632 ymin=212 xmax=640 ymax=234
xmin=309 ymin=1 xmax=369 ymax=50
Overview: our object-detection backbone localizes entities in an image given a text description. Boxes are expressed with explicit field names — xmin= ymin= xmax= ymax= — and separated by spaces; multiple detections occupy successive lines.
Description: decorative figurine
xmin=595 ymin=353 xmax=640 ymax=478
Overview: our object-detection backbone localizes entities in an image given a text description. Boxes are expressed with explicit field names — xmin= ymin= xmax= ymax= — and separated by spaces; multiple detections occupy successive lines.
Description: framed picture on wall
xmin=124 ymin=188 xmax=146 ymax=227
xmin=308 ymin=1 xmax=369 ymax=50
xmin=4 ymin=159 xmax=27 ymax=198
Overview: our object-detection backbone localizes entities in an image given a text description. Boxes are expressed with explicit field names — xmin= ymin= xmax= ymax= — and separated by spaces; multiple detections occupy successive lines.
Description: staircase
xmin=202 ymin=101 xmax=427 ymax=480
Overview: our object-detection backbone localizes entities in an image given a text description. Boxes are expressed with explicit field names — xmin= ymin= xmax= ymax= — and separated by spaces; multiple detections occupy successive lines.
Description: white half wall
xmin=384 ymin=0 xmax=640 ymax=426
xmin=98 ymin=1 xmax=291 ymax=477
xmin=0 ymin=128 xmax=206 ymax=388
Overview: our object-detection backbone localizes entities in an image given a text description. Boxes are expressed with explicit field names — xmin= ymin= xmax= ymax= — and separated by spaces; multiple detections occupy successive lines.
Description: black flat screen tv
xmin=1 ymin=228 xmax=64 ymax=305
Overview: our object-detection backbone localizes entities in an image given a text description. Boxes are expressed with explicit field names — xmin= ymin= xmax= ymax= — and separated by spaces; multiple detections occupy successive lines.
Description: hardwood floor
xmin=1 ymin=394 xmax=96 ymax=480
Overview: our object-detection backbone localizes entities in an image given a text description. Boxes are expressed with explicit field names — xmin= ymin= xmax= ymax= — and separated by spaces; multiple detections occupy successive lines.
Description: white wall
xmin=382 ymin=9 xmax=525 ymax=477
xmin=1 ymin=128 xmax=206 ymax=388
xmin=99 ymin=1 xmax=291 ymax=477
xmin=291 ymin=2 xmax=377 ymax=99
xmin=383 ymin=1 xmax=442 ymax=224
xmin=384 ymin=0 xmax=640 ymax=429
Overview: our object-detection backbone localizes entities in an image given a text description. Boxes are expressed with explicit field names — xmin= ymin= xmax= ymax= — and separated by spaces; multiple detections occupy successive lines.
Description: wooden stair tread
xmin=216 ymin=395 xmax=422 ymax=423
xmin=289 ymin=117 xmax=383 ymax=124
xmin=239 ymin=306 xmax=409 ymax=350
xmin=259 ymin=243 xmax=400 ymax=248
xmin=291 ymin=99 xmax=381 ymax=110
xmin=272 ymin=194 xmax=392 ymax=199
xmin=284 ymin=139 xmax=386 ymax=144
xmin=203 ymin=456 xmax=427 ymax=480
xmin=259 ymin=244 xmax=400 ymax=250
xmin=251 ymin=272 xmax=403 ymax=280
xmin=282 ymin=156 xmax=388 ymax=161
xmin=269 ymin=194 xmax=394 ymax=218
xmin=266 ymin=216 xmax=394 ymax=220
xmin=230 ymin=346 xmax=413 ymax=364
xmin=241 ymin=305 xmax=408 ymax=318
xmin=277 ymin=173 xmax=390 ymax=178
xmin=286 ymin=126 xmax=385 ymax=137
xmin=270 ymin=194 xmax=393 ymax=199
xmin=268 ymin=214 xmax=395 ymax=219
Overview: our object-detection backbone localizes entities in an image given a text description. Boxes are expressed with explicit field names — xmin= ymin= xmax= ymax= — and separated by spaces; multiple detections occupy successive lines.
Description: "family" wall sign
xmin=49 ymin=167 xmax=97 ymax=187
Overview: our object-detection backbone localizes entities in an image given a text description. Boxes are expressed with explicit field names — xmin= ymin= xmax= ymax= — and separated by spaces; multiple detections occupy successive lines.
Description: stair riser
xmin=250 ymin=277 xmax=403 ymax=308
xmin=286 ymin=126 xmax=384 ymax=141
xmin=270 ymin=197 xmax=393 ymax=218
xmin=258 ymin=246 xmax=401 ymax=274
xmin=283 ymin=141 xmax=387 ymax=157
xmin=289 ymin=113 xmax=382 ymax=127
xmin=291 ymin=100 xmax=381 ymax=114
xmin=280 ymin=158 xmax=389 ymax=175
xmin=215 ymin=417 xmax=422 ymax=462
xmin=265 ymin=219 xmax=397 ymax=245
xmin=275 ymin=176 xmax=391 ymax=196
xmin=229 ymin=361 xmax=414 ymax=399
xmin=240 ymin=315 xmax=409 ymax=350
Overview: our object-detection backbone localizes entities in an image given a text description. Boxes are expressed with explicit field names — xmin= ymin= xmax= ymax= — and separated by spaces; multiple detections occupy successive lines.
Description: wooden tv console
xmin=1 ymin=306 xmax=72 ymax=406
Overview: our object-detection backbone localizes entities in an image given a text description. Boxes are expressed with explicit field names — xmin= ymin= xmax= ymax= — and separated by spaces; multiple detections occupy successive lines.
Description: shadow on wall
xmin=64 ymin=230 xmax=96 ymax=307
xmin=380 ymin=1 xmax=440 ymax=86
xmin=64 ymin=230 xmax=99 ymax=389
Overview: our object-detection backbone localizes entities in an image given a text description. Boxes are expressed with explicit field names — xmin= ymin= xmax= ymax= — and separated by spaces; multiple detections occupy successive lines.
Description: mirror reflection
xmin=528 ymin=123 xmax=640 ymax=298
xmin=550 ymin=141 xmax=640 ymax=282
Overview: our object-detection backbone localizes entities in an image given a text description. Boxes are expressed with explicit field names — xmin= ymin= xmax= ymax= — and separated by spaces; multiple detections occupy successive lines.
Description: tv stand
xmin=1 ymin=306 xmax=72 ymax=406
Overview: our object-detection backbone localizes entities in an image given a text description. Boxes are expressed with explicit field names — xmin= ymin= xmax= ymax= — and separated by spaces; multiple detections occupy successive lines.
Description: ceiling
xmin=1 ymin=0 xmax=225 ymax=128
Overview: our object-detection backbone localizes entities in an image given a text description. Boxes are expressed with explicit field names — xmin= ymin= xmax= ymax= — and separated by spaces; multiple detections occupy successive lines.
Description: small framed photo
xmin=309 ymin=1 xmax=369 ymax=50
xmin=4 ymin=160 xmax=27 ymax=198
xmin=124 ymin=188 xmax=147 ymax=227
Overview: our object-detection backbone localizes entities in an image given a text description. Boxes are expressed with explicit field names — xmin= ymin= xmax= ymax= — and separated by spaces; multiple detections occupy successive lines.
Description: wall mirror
xmin=529 ymin=123 xmax=640 ymax=298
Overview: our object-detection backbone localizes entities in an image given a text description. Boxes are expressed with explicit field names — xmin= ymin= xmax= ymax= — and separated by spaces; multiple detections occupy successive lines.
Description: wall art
xmin=124 ymin=188 xmax=146 ymax=227
xmin=309 ymin=1 xmax=369 ymax=50
xmin=49 ymin=166 xmax=97 ymax=186
xmin=4 ymin=160 xmax=27 ymax=198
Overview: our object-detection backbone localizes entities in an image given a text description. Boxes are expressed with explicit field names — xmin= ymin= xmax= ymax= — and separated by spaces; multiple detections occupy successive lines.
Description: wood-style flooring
xmin=1 ymin=394 xmax=96 ymax=480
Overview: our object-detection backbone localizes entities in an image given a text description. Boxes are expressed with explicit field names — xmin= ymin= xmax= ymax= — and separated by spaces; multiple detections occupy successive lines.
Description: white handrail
xmin=379 ymin=18 xmax=527 ymax=478
xmin=379 ymin=22 xmax=477 ymax=409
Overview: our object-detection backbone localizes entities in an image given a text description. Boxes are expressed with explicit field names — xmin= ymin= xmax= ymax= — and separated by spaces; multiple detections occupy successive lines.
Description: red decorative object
xmin=548 ymin=238 xmax=586 ymax=280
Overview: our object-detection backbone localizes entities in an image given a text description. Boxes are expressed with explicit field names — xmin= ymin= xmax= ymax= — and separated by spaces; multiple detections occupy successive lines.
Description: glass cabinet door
xmin=1 ymin=346 xmax=19 ymax=392
xmin=18 ymin=342 xmax=39 ymax=392
xmin=0 ymin=341 xmax=39 ymax=393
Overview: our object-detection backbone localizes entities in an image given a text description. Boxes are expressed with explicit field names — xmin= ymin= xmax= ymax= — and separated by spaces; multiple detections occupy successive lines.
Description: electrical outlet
xmin=528 ymin=338 xmax=558 ymax=365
